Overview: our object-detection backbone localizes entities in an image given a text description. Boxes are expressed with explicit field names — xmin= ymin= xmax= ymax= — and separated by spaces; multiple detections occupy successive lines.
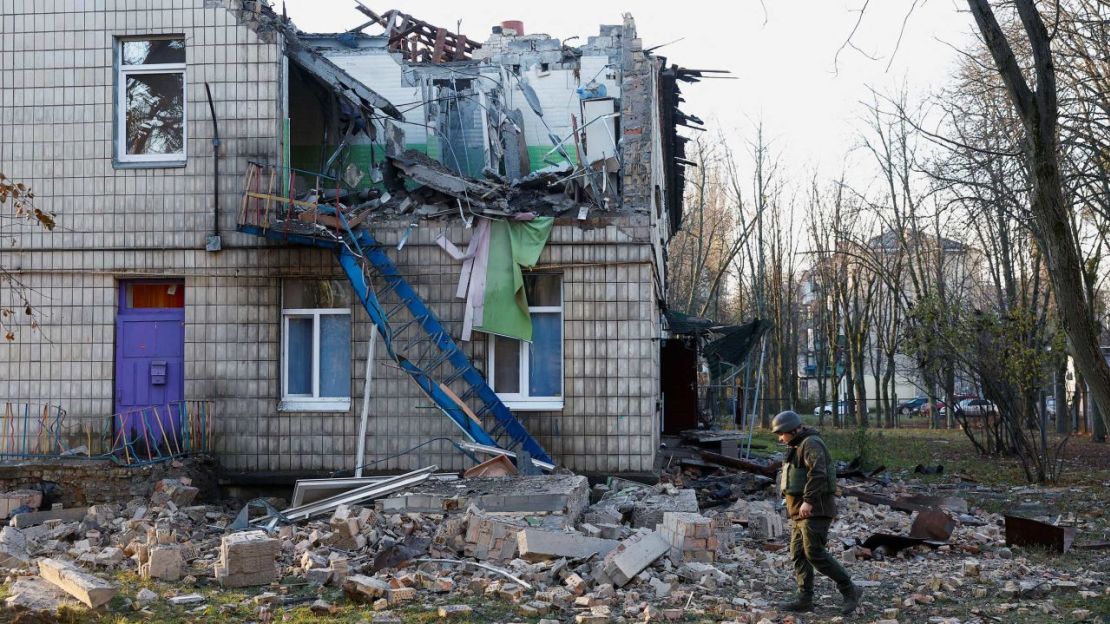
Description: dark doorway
xmin=661 ymin=338 xmax=698 ymax=435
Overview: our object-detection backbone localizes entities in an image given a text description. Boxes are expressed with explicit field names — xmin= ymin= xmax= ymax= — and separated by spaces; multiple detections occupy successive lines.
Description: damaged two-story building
xmin=0 ymin=0 xmax=710 ymax=478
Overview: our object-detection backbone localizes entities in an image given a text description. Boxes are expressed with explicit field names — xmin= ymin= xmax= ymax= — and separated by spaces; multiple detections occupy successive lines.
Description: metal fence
xmin=0 ymin=402 xmax=67 ymax=458
xmin=0 ymin=400 xmax=214 ymax=465
xmin=110 ymin=400 xmax=215 ymax=465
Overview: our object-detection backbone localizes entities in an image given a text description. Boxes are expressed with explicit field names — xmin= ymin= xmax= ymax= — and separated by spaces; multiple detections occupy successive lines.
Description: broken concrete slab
xmin=4 ymin=577 xmax=74 ymax=612
xmin=38 ymin=557 xmax=119 ymax=608
xmin=516 ymin=528 xmax=619 ymax=562
xmin=378 ymin=474 xmax=589 ymax=521
xmin=10 ymin=507 xmax=89 ymax=528
xmin=631 ymin=489 xmax=698 ymax=529
xmin=602 ymin=530 xmax=669 ymax=587
xmin=0 ymin=526 xmax=31 ymax=569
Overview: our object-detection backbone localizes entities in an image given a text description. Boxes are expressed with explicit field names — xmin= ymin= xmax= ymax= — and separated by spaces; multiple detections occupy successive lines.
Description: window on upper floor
xmin=115 ymin=37 xmax=186 ymax=167
xmin=488 ymin=273 xmax=564 ymax=410
xmin=280 ymin=280 xmax=352 ymax=412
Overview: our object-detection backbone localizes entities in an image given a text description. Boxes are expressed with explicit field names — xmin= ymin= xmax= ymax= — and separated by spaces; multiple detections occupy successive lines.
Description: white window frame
xmin=280 ymin=308 xmax=352 ymax=412
xmin=489 ymin=275 xmax=564 ymax=411
xmin=115 ymin=36 xmax=187 ymax=167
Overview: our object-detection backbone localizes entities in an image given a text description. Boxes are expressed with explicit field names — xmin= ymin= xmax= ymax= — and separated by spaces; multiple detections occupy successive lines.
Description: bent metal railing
xmin=0 ymin=400 xmax=213 ymax=466
xmin=109 ymin=400 xmax=214 ymax=465
xmin=0 ymin=402 xmax=66 ymax=458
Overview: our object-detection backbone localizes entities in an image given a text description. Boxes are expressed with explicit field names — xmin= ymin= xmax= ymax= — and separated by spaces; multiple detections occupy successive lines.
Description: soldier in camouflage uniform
xmin=772 ymin=410 xmax=863 ymax=615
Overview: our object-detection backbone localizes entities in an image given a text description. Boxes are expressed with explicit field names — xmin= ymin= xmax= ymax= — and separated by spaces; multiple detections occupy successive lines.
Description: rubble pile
xmin=0 ymin=461 xmax=1107 ymax=622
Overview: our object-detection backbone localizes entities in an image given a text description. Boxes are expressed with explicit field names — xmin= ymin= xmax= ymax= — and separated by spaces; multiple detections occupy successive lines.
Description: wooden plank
xmin=432 ymin=27 xmax=447 ymax=63
xmin=38 ymin=558 xmax=118 ymax=608
xmin=698 ymin=450 xmax=781 ymax=477
xmin=841 ymin=487 xmax=929 ymax=515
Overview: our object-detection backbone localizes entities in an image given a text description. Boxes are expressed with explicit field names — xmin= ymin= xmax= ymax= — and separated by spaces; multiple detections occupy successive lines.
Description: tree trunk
xmin=967 ymin=0 xmax=1110 ymax=438
xmin=1055 ymin=359 xmax=1068 ymax=435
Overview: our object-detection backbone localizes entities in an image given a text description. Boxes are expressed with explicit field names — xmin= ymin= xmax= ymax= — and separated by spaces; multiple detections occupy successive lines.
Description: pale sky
xmin=282 ymin=0 xmax=977 ymax=177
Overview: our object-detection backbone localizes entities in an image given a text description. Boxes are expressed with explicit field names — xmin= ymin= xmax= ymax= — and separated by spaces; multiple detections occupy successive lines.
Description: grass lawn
xmin=748 ymin=419 xmax=1110 ymax=488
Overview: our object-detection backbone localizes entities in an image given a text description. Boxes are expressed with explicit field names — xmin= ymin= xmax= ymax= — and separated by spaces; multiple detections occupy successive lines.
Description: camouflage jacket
xmin=782 ymin=427 xmax=837 ymax=519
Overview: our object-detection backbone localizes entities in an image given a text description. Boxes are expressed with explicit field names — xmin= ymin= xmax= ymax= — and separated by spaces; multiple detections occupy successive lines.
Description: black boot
xmin=841 ymin=583 xmax=864 ymax=615
xmin=778 ymin=591 xmax=814 ymax=612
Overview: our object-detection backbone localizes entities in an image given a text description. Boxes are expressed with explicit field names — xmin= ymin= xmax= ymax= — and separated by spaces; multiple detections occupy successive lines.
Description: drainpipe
xmin=204 ymin=82 xmax=222 ymax=252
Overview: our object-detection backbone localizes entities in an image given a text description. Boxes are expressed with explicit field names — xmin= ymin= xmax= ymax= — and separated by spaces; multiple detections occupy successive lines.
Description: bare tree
xmin=966 ymin=0 xmax=1110 ymax=436
xmin=0 ymin=173 xmax=53 ymax=341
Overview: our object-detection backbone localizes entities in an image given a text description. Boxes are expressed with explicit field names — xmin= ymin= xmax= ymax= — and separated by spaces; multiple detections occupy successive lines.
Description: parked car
xmin=813 ymin=401 xmax=875 ymax=417
xmin=897 ymin=397 xmax=928 ymax=415
xmin=954 ymin=398 xmax=997 ymax=417
xmin=814 ymin=401 xmax=849 ymax=417
xmin=898 ymin=397 xmax=945 ymax=415
xmin=920 ymin=399 xmax=945 ymax=415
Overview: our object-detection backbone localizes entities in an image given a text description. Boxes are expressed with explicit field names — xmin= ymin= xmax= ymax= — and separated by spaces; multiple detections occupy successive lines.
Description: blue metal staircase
xmin=237 ymin=191 xmax=552 ymax=465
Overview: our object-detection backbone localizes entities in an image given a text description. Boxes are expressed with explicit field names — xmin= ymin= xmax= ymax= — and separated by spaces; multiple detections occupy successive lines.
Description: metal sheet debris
xmin=462 ymin=454 xmax=519 ymax=478
xmin=457 ymin=441 xmax=556 ymax=472
xmin=1005 ymin=515 xmax=1076 ymax=553
xmin=290 ymin=474 xmax=459 ymax=507
xmin=908 ymin=508 xmax=957 ymax=541
xmin=256 ymin=466 xmax=438 ymax=524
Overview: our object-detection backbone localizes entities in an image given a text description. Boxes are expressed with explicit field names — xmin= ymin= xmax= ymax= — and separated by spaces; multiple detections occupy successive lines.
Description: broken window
xmin=115 ymin=37 xmax=186 ymax=166
xmin=489 ymin=273 xmax=563 ymax=410
xmin=281 ymin=280 xmax=352 ymax=412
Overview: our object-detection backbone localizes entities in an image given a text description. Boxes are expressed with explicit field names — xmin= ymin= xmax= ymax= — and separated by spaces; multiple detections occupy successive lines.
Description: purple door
xmin=114 ymin=281 xmax=185 ymax=458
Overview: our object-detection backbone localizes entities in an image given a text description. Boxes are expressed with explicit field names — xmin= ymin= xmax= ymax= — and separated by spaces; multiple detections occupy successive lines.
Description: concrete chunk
xmin=0 ymin=526 xmax=31 ymax=569
xmin=151 ymin=479 xmax=199 ymax=507
xmin=438 ymin=604 xmax=474 ymax=618
xmin=4 ymin=577 xmax=73 ymax=612
xmin=344 ymin=574 xmax=391 ymax=599
xmin=215 ymin=530 xmax=279 ymax=588
xmin=38 ymin=557 xmax=119 ymax=608
xmin=602 ymin=530 xmax=669 ymax=587
xmin=141 ymin=545 xmax=184 ymax=581
xmin=10 ymin=507 xmax=89 ymax=528
xmin=167 ymin=594 xmax=205 ymax=606
xmin=0 ymin=542 xmax=31 ymax=569
xmin=631 ymin=490 xmax=698 ymax=528
xmin=516 ymin=528 xmax=619 ymax=562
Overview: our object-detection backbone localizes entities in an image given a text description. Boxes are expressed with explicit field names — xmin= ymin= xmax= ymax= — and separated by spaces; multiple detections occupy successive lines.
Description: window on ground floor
xmin=281 ymin=279 xmax=352 ymax=411
xmin=489 ymin=273 xmax=563 ymax=410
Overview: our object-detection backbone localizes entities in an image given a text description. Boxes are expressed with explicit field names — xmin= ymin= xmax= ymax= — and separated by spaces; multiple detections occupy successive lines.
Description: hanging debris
xmin=352 ymin=4 xmax=480 ymax=63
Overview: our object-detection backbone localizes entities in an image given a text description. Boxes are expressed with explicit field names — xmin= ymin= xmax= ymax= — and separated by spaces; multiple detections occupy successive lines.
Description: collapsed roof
xmin=236 ymin=2 xmax=720 ymax=234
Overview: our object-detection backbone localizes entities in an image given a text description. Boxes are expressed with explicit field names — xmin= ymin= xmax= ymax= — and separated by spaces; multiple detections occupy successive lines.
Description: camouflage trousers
xmin=789 ymin=516 xmax=852 ymax=595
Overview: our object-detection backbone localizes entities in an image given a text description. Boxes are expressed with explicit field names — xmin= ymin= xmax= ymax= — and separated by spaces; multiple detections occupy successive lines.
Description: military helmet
xmin=771 ymin=410 xmax=802 ymax=434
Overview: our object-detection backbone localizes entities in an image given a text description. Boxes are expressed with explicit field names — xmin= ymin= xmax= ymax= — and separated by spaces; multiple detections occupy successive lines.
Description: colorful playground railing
xmin=109 ymin=400 xmax=214 ymax=465
xmin=0 ymin=400 xmax=214 ymax=465
xmin=0 ymin=402 xmax=66 ymax=458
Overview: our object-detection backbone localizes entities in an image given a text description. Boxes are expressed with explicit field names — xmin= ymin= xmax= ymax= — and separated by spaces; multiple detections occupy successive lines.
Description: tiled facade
xmin=1 ymin=1 xmax=668 ymax=476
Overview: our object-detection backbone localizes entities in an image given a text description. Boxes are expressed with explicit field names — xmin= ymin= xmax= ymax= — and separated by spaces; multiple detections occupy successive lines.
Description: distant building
xmin=796 ymin=229 xmax=981 ymax=408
